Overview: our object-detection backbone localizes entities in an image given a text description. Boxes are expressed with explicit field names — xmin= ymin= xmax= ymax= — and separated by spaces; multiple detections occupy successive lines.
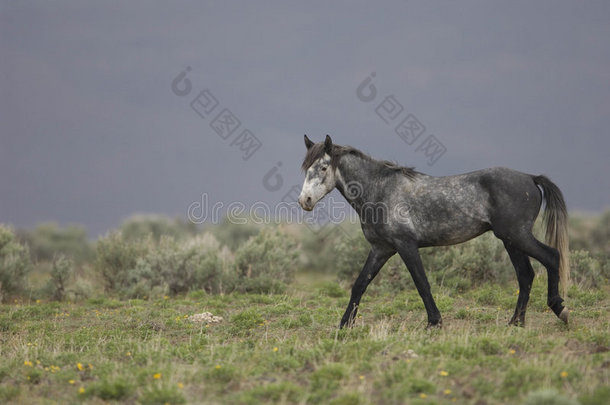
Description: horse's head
xmin=299 ymin=135 xmax=337 ymax=211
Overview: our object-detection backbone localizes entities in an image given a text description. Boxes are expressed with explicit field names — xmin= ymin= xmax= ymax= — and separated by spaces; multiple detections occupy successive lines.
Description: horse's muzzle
xmin=298 ymin=195 xmax=314 ymax=211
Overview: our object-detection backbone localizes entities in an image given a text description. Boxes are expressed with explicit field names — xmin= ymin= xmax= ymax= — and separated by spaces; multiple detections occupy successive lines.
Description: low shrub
xmin=95 ymin=232 xmax=151 ymax=294
xmin=0 ymin=225 xmax=32 ymax=302
xmin=119 ymin=214 xmax=197 ymax=242
xmin=17 ymin=222 xmax=93 ymax=264
xmin=233 ymin=228 xmax=299 ymax=291
xmin=94 ymin=227 xmax=298 ymax=298
xmin=209 ymin=217 xmax=261 ymax=250
xmin=48 ymin=255 xmax=74 ymax=301
xmin=95 ymin=232 xmax=234 ymax=298
xmin=187 ymin=234 xmax=234 ymax=294
xmin=570 ymin=249 xmax=606 ymax=289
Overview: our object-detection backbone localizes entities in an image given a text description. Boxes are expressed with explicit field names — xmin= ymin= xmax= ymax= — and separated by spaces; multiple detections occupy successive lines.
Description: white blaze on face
xmin=298 ymin=154 xmax=334 ymax=211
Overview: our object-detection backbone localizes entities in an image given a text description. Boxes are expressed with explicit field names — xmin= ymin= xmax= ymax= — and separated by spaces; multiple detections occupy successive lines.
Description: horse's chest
xmin=360 ymin=223 xmax=394 ymax=247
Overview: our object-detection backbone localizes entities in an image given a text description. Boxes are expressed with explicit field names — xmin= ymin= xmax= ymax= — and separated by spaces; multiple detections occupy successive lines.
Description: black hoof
xmin=548 ymin=296 xmax=565 ymax=317
xmin=508 ymin=313 xmax=526 ymax=327
xmin=508 ymin=319 xmax=525 ymax=327
xmin=339 ymin=318 xmax=355 ymax=329
xmin=426 ymin=319 xmax=442 ymax=329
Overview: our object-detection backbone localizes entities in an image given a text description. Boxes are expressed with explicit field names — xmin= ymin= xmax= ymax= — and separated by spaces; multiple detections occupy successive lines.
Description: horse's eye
xmin=321 ymin=167 xmax=327 ymax=172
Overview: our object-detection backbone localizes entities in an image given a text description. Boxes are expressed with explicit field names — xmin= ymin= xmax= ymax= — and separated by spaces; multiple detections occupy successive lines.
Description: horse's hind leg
xmin=502 ymin=233 xmax=566 ymax=323
xmin=503 ymin=242 xmax=535 ymax=326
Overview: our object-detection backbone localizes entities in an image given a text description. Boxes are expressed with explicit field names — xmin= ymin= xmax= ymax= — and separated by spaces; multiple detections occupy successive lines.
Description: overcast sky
xmin=1 ymin=1 xmax=609 ymax=236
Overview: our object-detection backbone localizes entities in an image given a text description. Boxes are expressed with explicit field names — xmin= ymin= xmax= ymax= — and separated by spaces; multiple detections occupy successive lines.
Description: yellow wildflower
xmin=177 ymin=383 xmax=184 ymax=389
xmin=439 ymin=370 xmax=449 ymax=376
xmin=273 ymin=347 xmax=279 ymax=352
xmin=560 ymin=371 xmax=568 ymax=378
xmin=79 ymin=387 xmax=85 ymax=394
xmin=215 ymin=365 xmax=221 ymax=369
xmin=153 ymin=373 xmax=162 ymax=379
xmin=69 ymin=380 xmax=75 ymax=384
xmin=419 ymin=393 xmax=428 ymax=399
xmin=444 ymin=389 xmax=452 ymax=395
xmin=77 ymin=363 xmax=84 ymax=371
xmin=509 ymin=349 xmax=516 ymax=355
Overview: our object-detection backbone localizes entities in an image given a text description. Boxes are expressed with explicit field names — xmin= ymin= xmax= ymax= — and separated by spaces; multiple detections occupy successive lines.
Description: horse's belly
xmin=410 ymin=208 xmax=491 ymax=247
xmin=416 ymin=220 xmax=491 ymax=247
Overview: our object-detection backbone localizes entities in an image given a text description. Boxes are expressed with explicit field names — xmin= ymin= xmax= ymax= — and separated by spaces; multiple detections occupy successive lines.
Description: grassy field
xmin=0 ymin=273 xmax=608 ymax=405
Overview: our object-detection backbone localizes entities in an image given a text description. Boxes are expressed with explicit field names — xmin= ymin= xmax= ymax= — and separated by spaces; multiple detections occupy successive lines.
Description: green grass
xmin=0 ymin=279 xmax=608 ymax=404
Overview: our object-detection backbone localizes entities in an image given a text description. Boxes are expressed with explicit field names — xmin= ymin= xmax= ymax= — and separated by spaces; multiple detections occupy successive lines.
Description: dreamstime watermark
xmin=186 ymin=193 xmax=354 ymax=225
xmin=186 ymin=191 xmax=414 ymax=229
xmin=356 ymin=72 xmax=447 ymax=166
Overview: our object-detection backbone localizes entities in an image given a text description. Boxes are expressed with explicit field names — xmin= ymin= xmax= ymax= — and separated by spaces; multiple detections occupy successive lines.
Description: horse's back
xmin=390 ymin=167 xmax=541 ymax=246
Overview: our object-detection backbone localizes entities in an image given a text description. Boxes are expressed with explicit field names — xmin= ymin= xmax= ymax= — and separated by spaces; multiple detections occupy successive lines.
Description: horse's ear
xmin=324 ymin=134 xmax=333 ymax=153
xmin=304 ymin=134 xmax=314 ymax=150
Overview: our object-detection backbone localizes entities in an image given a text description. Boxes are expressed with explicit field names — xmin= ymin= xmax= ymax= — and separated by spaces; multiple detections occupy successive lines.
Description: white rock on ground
xmin=188 ymin=312 xmax=223 ymax=324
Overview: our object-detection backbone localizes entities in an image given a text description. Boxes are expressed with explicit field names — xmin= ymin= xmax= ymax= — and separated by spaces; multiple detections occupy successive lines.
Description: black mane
xmin=301 ymin=143 xmax=418 ymax=179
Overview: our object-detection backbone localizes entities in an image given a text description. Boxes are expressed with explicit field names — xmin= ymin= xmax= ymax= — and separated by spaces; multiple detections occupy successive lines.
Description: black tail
xmin=533 ymin=175 xmax=570 ymax=297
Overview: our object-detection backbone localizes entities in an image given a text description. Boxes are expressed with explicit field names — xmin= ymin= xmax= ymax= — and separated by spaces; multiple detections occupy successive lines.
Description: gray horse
xmin=298 ymin=135 xmax=569 ymax=329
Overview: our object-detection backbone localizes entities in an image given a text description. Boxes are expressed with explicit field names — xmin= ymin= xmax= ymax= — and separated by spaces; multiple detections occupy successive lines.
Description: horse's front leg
xmin=339 ymin=247 xmax=395 ymax=329
xmin=397 ymin=243 xmax=442 ymax=328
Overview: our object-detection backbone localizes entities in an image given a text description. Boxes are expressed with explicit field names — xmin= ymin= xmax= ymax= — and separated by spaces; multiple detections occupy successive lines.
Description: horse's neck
xmin=335 ymin=155 xmax=381 ymax=212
